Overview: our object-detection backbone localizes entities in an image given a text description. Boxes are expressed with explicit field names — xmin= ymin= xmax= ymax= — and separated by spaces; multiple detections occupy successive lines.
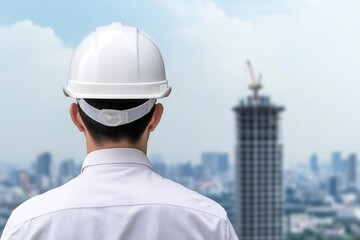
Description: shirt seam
xmin=225 ymin=219 xmax=228 ymax=240
xmin=81 ymin=162 xmax=153 ymax=172
xmin=11 ymin=202 xmax=227 ymax=228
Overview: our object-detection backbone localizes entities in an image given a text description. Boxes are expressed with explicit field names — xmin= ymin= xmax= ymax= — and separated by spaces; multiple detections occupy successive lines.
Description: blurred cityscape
xmin=1 ymin=150 xmax=360 ymax=239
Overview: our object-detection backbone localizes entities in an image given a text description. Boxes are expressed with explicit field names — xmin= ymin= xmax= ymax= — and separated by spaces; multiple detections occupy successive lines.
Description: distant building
xmin=332 ymin=152 xmax=343 ymax=174
xmin=58 ymin=159 xmax=77 ymax=185
xmin=328 ymin=176 xmax=339 ymax=201
xmin=201 ymin=152 xmax=229 ymax=176
xmin=310 ymin=154 xmax=319 ymax=174
xmin=34 ymin=152 xmax=52 ymax=177
xmin=233 ymin=76 xmax=284 ymax=239
xmin=177 ymin=162 xmax=194 ymax=178
xmin=345 ymin=154 xmax=357 ymax=189
xmin=218 ymin=153 xmax=230 ymax=173
xmin=33 ymin=152 xmax=53 ymax=192
xmin=176 ymin=162 xmax=195 ymax=190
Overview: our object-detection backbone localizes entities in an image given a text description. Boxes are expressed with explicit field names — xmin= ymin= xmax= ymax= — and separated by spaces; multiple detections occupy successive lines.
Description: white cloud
xmin=0 ymin=21 xmax=82 ymax=166
xmin=152 ymin=0 xmax=360 ymax=164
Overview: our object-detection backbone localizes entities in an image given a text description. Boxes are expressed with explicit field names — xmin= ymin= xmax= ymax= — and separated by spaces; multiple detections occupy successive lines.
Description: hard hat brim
xmin=63 ymin=81 xmax=171 ymax=99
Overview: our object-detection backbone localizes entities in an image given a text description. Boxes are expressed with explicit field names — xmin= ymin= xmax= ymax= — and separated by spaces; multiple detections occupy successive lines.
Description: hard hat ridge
xmin=63 ymin=22 xmax=171 ymax=99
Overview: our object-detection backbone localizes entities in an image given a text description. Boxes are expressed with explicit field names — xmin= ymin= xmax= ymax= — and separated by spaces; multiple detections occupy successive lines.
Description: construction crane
xmin=246 ymin=59 xmax=262 ymax=100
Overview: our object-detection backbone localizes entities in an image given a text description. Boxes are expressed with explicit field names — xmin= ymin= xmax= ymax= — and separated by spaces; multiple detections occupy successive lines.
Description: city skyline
xmin=1 ymin=148 xmax=358 ymax=170
xmin=2 ymin=146 xmax=360 ymax=238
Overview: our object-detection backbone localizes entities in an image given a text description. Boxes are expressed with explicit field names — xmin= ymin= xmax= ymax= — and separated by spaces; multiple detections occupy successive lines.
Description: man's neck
xmin=85 ymin=137 xmax=147 ymax=155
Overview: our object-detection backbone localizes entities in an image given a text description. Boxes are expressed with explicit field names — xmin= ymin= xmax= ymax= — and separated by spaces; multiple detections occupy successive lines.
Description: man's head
xmin=70 ymin=99 xmax=163 ymax=145
xmin=63 ymin=23 xmax=170 ymax=151
xmin=69 ymin=99 xmax=164 ymax=153
xmin=78 ymin=99 xmax=154 ymax=144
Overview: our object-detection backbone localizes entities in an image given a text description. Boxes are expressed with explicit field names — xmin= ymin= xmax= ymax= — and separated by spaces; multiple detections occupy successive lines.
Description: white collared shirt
xmin=1 ymin=148 xmax=238 ymax=240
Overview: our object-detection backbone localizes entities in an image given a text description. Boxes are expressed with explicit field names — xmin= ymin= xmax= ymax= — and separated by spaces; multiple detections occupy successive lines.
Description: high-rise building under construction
xmin=233 ymin=61 xmax=284 ymax=240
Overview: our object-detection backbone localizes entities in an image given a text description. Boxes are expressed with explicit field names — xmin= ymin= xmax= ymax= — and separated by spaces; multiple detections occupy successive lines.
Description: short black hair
xmin=78 ymin=99 xmax=155 ymax=145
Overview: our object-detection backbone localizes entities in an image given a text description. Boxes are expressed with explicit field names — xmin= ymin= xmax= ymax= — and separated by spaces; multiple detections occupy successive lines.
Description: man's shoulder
xmin=146 ymin=174 xmax=228 ymax=221
xmin=7 ymin=172 xmax=228 ymax=227
xmin=6 ymin=178 xmax=77 ymax=227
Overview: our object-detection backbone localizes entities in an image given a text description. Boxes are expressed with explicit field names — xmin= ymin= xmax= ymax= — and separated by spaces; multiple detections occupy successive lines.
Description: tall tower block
xmin=233 ymin=61 xmax=284 ymax=240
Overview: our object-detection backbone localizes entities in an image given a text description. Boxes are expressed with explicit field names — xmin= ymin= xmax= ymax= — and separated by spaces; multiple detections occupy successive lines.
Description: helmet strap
xmin=77 ymin=99 xmax=156 ymax=127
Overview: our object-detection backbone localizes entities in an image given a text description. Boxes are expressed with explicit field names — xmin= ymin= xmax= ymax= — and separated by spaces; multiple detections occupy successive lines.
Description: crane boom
xmin=246 ymin=60 xmax=257 ymax=83
xmin=246 ymin=59 xmax=262 ymax=100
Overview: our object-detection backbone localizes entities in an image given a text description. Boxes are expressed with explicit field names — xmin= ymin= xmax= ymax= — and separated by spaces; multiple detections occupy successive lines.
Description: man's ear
xmin=69 ymin=103 xmax=86 ymax=132
xmin=147 ymin=103 xmax=164 ymax=132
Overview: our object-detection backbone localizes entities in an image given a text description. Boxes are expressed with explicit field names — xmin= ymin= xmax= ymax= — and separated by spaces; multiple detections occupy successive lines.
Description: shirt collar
xmin=81 ymin=148 xmax=153 ymax=173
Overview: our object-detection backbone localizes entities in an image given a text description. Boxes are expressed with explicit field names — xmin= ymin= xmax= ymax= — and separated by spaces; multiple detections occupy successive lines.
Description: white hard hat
xmin=63 ymin=22 xmax=171 ymax=127
xmin=63 ymin=22 xmax=171 ymax=99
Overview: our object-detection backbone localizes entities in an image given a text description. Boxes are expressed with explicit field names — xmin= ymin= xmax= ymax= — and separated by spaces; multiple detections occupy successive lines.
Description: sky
xmin=0 ymin=0 xmax=360 ymax=167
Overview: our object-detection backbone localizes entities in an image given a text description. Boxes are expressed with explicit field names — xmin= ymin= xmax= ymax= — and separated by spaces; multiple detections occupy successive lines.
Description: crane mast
xmin=246 ymin=60 xmax=262 ymax=100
